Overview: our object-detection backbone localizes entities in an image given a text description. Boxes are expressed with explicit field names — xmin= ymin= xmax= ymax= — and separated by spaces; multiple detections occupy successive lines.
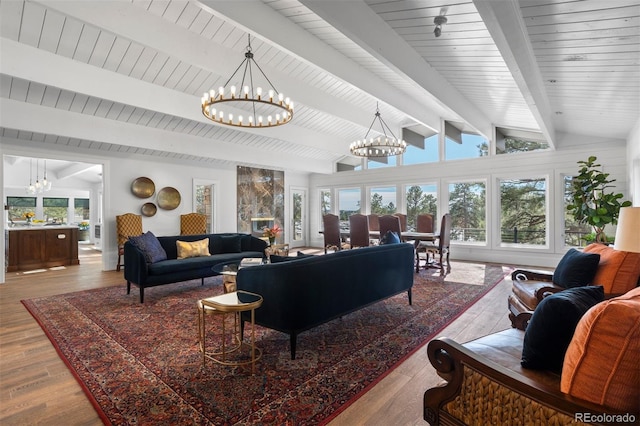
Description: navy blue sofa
xmin=124 ymin=233 xmax=267 ymax=302
xmin=236 ymin=243 xmax=415 ymax=359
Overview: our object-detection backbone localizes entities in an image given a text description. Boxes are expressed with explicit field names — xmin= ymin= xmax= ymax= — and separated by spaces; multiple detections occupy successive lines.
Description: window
xmin=404 ymin=134 xmax=438 ymax=165
xmin=496 ymin=127 xmax=549 ymax=154
xmin=43 ymin=197 xmax=69 ymax=224
xmin=319 ymin=189 xmax=331 ymax=231
xmin=448 ymin=181 xmax=486 ymax=242
xmin=6 ymin=196 xmax=36 ymax=224
xmin=74 ymin=198 xmax=90 ymax=223
xmin=369 ymin=186 xmax=397 ymax=215
xmin=195 ymin=183 xmax=214 ymax=233
xmin=405 ymin=184 xmax=438 ymax=231
xmin=368 ymin=156 xmax=396 ymax=169
xmin=499 ymin=178 xmax=547 ymax=246
xmin=445 ymin=121 xmax=488 ymax=160
xmin=338 ymin=188 xmax=361 ymax=227
xmin=563 ymin=176 xmax=592 ymax=247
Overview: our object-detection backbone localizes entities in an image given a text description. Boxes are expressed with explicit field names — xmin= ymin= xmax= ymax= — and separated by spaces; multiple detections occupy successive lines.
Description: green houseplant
xmin=567 ymin=156 xmax=631 ymax=243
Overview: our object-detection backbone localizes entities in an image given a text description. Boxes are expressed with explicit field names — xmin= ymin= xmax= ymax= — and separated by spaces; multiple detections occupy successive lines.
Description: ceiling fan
xmin=434 ymin=7 xmax=448 ymax=38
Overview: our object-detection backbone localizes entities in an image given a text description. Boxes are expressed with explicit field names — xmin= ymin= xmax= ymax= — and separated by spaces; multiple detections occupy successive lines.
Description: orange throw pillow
xmin=561 ymin=287 xmax=640 ymax=412
xmin=583 ymin=243 xmax=640 ymax=294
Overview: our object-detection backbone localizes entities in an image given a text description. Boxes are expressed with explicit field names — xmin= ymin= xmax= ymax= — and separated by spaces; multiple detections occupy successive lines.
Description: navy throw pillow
xmin=220 ymin=235 xmax=242 ymax=253
xmin=380 ymin=230 xmax=401 ymax=245
xmin=521 ymin=285 xmax=604 ymax=372
xmin=552 ymin=248 xmax=600 ymax=288
xmin=269 ymin=254 xmax=295 ymax=263
xmin=296 ymin=251 xmax=314 ymax=258
xmin=129 ymin=231 xmax=167 ymax=264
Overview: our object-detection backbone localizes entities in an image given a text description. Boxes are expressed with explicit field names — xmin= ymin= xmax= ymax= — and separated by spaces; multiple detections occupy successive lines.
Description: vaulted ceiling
xmin=1 ymin=0 xmax=638 ymax=176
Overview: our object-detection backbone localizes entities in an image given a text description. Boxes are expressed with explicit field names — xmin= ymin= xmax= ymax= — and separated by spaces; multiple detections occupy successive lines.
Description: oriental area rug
xmin=22 ymin=262 xmax=511 ymax=425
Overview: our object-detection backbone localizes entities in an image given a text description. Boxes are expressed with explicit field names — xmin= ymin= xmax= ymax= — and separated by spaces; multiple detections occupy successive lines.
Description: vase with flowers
xmin=262 ymin=224 xmax=282 ymax=245
xmin=23 ymin=211 xmax=35 ymax=225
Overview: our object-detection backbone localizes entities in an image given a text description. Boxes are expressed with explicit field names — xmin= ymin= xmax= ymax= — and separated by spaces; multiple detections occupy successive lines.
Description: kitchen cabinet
xmin=6 ymin=226 xmax=79 ymax=272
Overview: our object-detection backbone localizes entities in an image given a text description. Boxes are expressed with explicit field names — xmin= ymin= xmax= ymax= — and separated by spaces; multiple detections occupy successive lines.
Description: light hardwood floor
xmin=0 ymin=247 xmax=515 ymax=425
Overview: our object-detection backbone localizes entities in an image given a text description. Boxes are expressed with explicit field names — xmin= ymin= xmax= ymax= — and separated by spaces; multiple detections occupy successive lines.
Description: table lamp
xmin=613 ymin=207 xmax=640 ymax=253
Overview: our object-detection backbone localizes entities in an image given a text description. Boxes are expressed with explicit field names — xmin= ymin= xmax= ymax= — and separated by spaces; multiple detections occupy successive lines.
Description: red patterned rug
xmin=22 ymin=262 xmax=511 ymax=425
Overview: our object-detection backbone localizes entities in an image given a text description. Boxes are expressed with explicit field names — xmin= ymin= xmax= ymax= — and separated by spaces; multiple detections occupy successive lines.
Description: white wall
xmin=309 ymin=135 xmax=630 ymax=268
xmin=1 ymin=140 xmax=308 ymax=279
xmin=627 ymin=117 xmax=640 ymax=205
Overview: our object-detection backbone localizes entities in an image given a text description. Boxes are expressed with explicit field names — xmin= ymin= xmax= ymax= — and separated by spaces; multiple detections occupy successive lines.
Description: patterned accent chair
xmin=116 ymin=213 xmax=143 ymax=271
xmin=180 ymin=213 xmax=207 ymax=235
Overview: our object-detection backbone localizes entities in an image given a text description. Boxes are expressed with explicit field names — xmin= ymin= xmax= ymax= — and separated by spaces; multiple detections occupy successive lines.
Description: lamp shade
xmin=613 ymin=207 xmax=640 ymax=253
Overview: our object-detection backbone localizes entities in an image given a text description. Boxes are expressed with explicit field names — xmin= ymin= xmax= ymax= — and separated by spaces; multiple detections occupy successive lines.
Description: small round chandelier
xmin=350 ymin=103 xmax=406 ymax=157
xmin=201 ymin=35 xmax=294 ymax=128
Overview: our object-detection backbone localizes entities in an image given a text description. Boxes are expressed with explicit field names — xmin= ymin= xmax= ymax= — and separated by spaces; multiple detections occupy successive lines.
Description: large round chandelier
xmin=201 ymin=35 xmax=294 ymax=128
xmin=350 ymin=103 xmax=406 ymax=157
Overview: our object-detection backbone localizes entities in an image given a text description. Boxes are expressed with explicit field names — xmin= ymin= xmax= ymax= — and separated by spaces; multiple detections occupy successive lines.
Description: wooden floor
xmin=0 ymin=247 xmax=515 ymax=426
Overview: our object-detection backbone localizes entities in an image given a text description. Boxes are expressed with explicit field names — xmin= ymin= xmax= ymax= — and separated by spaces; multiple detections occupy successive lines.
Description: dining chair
xmin=417 ymin=214 xmax=434 ymax=233
xmin=348 ymin=214 xmax=370 ymax=249
xmin=116 ymin=213 xmax=143 ymax=271
xmin=394 ymin=213 xmax=408 ymax=232
xmin=322 ymin=214 xmax=349 ymax=253
xmin=367 ymin=214 xmax=380 ymax=232
xmin=378 ymin=214 xmax=402 ymax=242
xmin=180 ymin=213 xmax=207 ymax=235
xmin=417 ymin=213 xmax=452 ymax=270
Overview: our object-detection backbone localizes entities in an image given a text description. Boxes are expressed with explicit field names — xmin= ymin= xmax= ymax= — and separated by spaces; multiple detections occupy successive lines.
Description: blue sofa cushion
xmin=552 ymin=248 xmax=600 ymax=288
xmin=220 ymin=235 xmax=242 ymax=253
xmin=521 ymin=285 xmax=604 ymax=372
xmin=380 ymin=230 xmax=401 ymax=245
xmin=129 ymin=231 xmax=167 ymax=264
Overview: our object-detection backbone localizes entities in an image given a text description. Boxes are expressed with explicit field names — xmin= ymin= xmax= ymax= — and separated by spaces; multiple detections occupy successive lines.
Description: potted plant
xmin=567 ymin=156 xmax=631 ymax=243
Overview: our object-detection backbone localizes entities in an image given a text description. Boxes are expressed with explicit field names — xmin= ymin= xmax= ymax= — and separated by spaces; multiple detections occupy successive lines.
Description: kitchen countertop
xmin=7 ymin=225 xmax=80 ymax=231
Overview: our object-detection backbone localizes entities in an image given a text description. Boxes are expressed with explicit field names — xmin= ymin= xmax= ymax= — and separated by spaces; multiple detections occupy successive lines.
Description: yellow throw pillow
xmin=176 ymin=238 xmax=210 ymax=259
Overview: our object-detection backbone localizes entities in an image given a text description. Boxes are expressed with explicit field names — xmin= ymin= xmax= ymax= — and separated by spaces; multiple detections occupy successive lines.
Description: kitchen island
xmin=6 ymin=226 xmax=79 ymax=272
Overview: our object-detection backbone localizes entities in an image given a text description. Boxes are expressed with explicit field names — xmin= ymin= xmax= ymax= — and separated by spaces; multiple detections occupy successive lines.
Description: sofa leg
xmin=126 ymin=280 xmax=131 ymax=294
xmin=408 ymin=288 xmax=413 ymax=305
xmin=201 ymin=277 xmax=204 ymax=286
xmin=140 ymin=288 xmax=144 ymax=304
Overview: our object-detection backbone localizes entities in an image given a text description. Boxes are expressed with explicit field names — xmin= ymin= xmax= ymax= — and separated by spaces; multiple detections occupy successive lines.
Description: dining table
xmin=337 ymin=229 xmax=439 ymax=272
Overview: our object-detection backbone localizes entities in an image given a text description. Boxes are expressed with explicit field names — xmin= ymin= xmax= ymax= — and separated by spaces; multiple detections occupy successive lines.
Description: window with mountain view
xmin=448 ymin=181 xmax=486 ymax=243
xmin=499 ymin=177 xmax=547 ymax=246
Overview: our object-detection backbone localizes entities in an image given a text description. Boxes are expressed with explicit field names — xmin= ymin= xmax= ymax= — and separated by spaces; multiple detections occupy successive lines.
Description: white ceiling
xmin=1 ymin=0 xmax=639 ymax=180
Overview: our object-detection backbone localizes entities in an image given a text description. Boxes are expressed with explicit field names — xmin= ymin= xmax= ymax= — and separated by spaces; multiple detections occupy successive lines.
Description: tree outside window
xmin=448 ymin=182 xmax=486 ymax=242
xmin=370 ymin=186 xmax=396 ymax=215
xmin=43 ymin=198 xmax=69 ymax=224
xmin=405 ymin=185 xmax=437 ymax=231
xmin=6 ymin=197 xmax=36 ymax=224
xmin=499 ymin=178 xmax=546 ymax=245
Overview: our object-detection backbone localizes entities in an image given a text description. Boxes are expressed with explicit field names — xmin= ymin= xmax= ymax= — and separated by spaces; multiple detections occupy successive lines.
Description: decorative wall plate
xmin=131 ymin=177 xmax=155 ymax=198
xmin=141 ymin=202 xmax=157 ymax=217
xmin=157 ymin=187 xmax=181 ymax=210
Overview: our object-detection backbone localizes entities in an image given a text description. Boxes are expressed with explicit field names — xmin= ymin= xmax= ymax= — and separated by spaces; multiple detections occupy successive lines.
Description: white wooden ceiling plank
xmin=0 ymin=0 xmax=24 ymax=40
xmin=147 ymin=0 xmax=171 ymax=17
xmin=8 ymin=77 xmax=29 ymax=102
xmin=81 ymin=97 xmax=100 ymax=115
xmin=146 ymin=112 xmax=164 ymax=128
xmin=87 ymin=31 xmax=117 ymax=68
xmin=161 ymin=1 xmax=188 ymax=23
xmin=126 ymin=108 xmax=145 ymax=124
xmin=69 ymin=93 xmax=89 ymax=114
xmin=184 ymin=68 xmax=210 ymax=94
xmin=116 ymin=105 xmax=136 ymax=122
xmin=19 ymin=2 xmax=45 ymax=47
xmin=129 ymin=48 xmax=158 ymax=80
xmin=200 ymin=14 xmax=224 ymax=39
xmin=38 ymin=8 xmax=65 ymax=53
xmin=100 ymin=37 xmax=130 ymax=72
xmin=187 ymin=8 xmax=213 ymax=34
xmin=526 ymin=16 xmax=639 ymax=35
xmin=117 ymin=43 xmax=145 ymax=76
xmin=55 ymin=90 xmax=75 ymax=110
xmin=93 ymin=100 xmax=114 ymax=118
xmin=136 ymin=110 xmax=156 ymax=126
xmin=24 ymin=81 xmax=46 ymax=105
xmin=521 ymin=0 xmax=640 ymax=18
xmin=153 ymin=56 xmax=181 ymax=86
xmin=72 ymin=24 xmax=101 ymax=63
xmin=528 ymin=26 xmax=638 ymax=43
xmin=163 ymin=61 xmax=193 ymax=90
xmin=105 ymin=103 xmax=126 ymax=121
xmin=141 ymin=51 xmax=169 ymax=83
xmin=40 ymin=86 xmax=61 ymax=108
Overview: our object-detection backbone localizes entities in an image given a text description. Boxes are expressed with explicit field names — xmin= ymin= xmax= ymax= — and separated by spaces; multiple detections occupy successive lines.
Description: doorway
xmin=290 ymin=187 xmax=307 ymax=248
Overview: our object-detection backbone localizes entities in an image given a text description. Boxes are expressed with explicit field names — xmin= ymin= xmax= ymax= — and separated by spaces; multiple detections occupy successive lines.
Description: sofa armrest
xmin=512 ymin=268 xmax=553 ymax=283
xmin=423 ymin=337 xmax=619 ymax=426
xmin=123 ymin=241 xmax=148 ymax=284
